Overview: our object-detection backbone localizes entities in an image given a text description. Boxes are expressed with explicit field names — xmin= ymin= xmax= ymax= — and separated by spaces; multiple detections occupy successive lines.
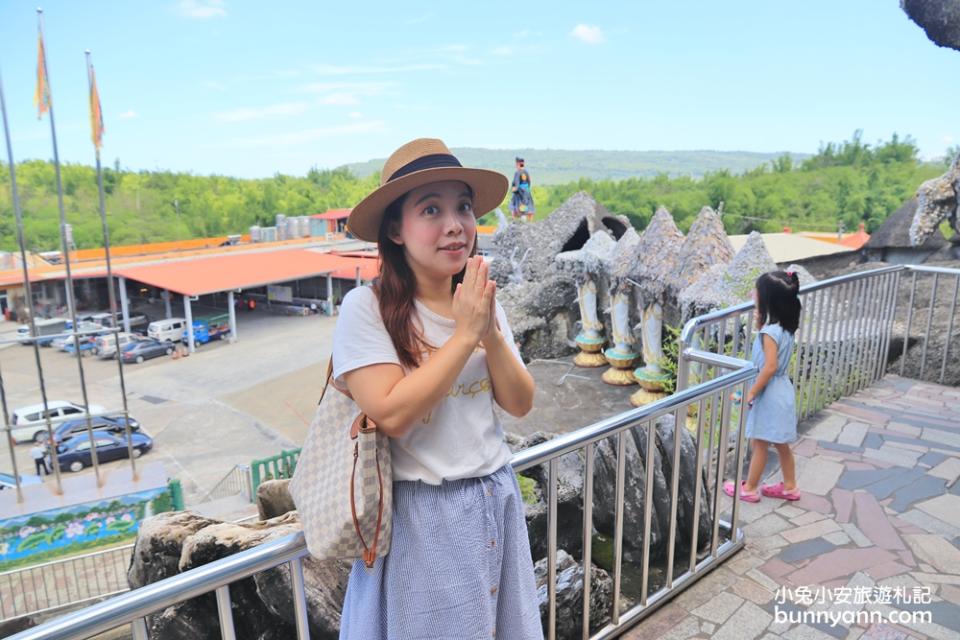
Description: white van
xmin=10 ymin=400 xmax=108 ymax=444
xmin=16 ymin=318 xmax=69 ymax=346
xmin=147 ymin=318 xmax=187 ymax=343
xmin=95 ymin=332 xmax=143 ymax=358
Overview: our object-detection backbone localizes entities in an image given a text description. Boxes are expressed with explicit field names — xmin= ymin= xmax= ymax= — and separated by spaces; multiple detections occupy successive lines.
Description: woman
xmin=334 ymin=138 xmax=543 ymax=639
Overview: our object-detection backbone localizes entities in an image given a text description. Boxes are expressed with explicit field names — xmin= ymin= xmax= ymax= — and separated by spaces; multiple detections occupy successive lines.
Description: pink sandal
xmin=723 ymin=480 xmax=761 ymax=503
xmin=761 ymin=482 xmax=801 ymax=501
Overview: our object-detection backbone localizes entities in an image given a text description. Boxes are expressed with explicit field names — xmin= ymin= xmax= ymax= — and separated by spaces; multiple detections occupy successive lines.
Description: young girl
xmin=724 ymin=270 xmax=802 ymax=503
xmin=333 ymin=139 xmax=543 ymax=639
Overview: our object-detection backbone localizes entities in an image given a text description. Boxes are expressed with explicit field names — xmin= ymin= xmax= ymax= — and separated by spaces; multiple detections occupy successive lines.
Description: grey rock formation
xmin=654 ymin=414 xmax=713 ymax=554
xmin=910 ymin=155 xmax=959 ymax=248
xmin=490 ymin=191 xmax=614 ymax=286
xmin=128 ymin=511 xmax=222 ymax=588
xmin=631 ymin=207 xmax=686 ymax=306
xmin=902 ymin=0 xmax=960 ymax=50
xmin=534 ymin=549 xmax=613 ymax=640
xmin=591 ymin=425 xmax=666 ymax=562
xmin=515 ymin=431 xmax=586 ymax=560
xmin=492 ymin=192 xmax=625 ymax=361
xmin=128 ymin=511 xmax=349 ymax=640
xmin=256 ymin=478 xmax=296 ymax=520
xmin=679 ymin=231 xmax=778 ymax=316
xmin=669 ymin=207 xmax=736 ymax=301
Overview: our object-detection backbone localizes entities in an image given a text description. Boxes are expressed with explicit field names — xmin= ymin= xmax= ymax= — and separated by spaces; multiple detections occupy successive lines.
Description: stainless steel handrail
xmin=7 ymin=362 xmax=756 ymax=640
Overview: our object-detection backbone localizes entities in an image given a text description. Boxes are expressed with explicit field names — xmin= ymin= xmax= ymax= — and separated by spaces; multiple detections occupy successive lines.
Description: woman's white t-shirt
xmin=331 ymin=286 xmax=521 ymax=485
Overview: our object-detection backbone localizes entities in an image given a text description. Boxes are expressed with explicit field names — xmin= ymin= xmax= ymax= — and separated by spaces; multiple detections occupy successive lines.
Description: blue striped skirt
xmin=339 ymin=463 xmax=544 ymax=640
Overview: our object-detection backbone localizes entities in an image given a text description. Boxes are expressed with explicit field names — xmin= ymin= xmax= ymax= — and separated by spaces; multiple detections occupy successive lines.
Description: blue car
xmin=49 ymin=431 xmax=153 ymax=473
xmin=38 ymin=414 xmax=141 ymax=446
xmin=0 ymin=472 xmax=43 ymax=490
xmin=121 ymin=338 xmax=175 ymax=364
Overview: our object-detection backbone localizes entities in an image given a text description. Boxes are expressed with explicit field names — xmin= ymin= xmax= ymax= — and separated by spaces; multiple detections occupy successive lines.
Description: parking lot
xmin=0 ymin=308 xmax=335 ymax=505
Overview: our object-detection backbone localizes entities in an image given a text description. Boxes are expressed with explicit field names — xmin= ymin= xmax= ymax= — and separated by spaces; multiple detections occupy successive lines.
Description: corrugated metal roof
xmin=311 ymin=208 xmax=352 ymax=220
xmin=112 ymin=249 xmax=378 ymax=297
xmin=728 ymin=233 xmax=852 ymax=263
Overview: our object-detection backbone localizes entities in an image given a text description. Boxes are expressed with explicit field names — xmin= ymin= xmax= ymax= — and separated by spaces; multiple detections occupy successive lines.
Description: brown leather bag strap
xmin=350 ymin=440 xmax=386 ymax=569
xmin=318 ymin=358 xmax=334 ymax=405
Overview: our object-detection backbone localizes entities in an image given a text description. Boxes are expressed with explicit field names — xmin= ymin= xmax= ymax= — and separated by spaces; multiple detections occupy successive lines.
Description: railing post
xmin=547 ymin=458 xmax=558 ymax=640
xmin=939 ymin=274 xmax=959 ymax=386
xmin=900 ymin=271 xmax=918 ymax=376
xmin=919 ymin=273 xmax=939 ymax=380
xmin=581 ymin=444 xmax=594 ymax=640
xmin=878 ymin=270 xmax=902 ymax=380
xmin=289 ymin=558 xmax=311 ymax=639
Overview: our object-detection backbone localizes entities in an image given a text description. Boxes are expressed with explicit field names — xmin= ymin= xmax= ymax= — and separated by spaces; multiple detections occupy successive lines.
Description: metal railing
xmin=677 ymin=265 xmax=960 ymax=408
xmin=199 ymin=464 xmax=252 ymax=504
xmin=0 ymin=543 xmax=134 ymax=623
xmin=7 ymin=264 xmax=958 ymax=640
xmin=249 ymin=449 xmax=300 ymax=500
xmin=4 ymin=360 xmax=756 ymax=640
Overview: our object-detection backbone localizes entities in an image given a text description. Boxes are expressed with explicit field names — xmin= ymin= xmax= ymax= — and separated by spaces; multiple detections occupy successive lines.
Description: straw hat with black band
xmin=347 ymin=138 xmax=509 ymax=242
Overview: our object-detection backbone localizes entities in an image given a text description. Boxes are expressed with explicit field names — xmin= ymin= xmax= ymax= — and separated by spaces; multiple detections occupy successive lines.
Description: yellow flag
xmin=33 ymin=31 xmax=50 ymax=119
xmin=89 ymin=65 xmax=104 ymax=149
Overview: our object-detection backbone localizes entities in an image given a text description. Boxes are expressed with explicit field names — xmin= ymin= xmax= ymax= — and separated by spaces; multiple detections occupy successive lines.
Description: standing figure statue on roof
xmin=510 ymin=157 xmax=536 ymax=222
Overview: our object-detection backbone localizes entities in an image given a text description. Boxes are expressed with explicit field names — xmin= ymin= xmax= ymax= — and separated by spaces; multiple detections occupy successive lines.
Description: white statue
xmin=610 ymin=287 xmax=635 ymax=355
xmin=641 ymin=302 xmax=664 ymax=372
xmin=578 ymin=276 xmax=602 ymax=339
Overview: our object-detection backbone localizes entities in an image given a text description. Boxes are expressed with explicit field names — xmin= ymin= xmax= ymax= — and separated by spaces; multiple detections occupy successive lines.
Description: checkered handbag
xmin=289 ymin=359 xmax=392 ymax=568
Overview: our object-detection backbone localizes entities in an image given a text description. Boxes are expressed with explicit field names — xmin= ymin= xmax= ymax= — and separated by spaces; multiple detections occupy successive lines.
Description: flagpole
xmin=0 ymin=67 xmax=44 ymax=500
xmin=37 ymin=8 xmax=104 ymax=488
xmin=86 ymin=50 xmax=138 ymax=482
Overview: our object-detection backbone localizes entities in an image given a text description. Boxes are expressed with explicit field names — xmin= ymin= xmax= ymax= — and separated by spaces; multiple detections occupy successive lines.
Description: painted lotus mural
xmin=0 ymin=486 xmax=173 ymax=570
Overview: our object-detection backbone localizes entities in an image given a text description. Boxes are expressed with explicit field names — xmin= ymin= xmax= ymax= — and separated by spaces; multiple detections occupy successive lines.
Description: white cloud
xmin=228 ymin=120 xmax=385 ymax=147
xmin=299 ymin=81 xmax=393 ymax=94
xmin=203 ymin=80 xmax=227 ymax=91
xmin=945 ymin=135 xmax=955 ymax=144
xmin=177 ymin=0 xmax=226 ymax=19
xmin=571 ymin=24 xmax=605 ymax=44
xmin=348 ymin=112 xmax=363 ymax=119
xmin=214 ymin=102 xmax=309 ymax=123
xmin=318 ymin=93 xmax=360 ymax=106
xmin=311 ymin=63 xmax=445 ymax=75
xmin=119 ymin=110 xmax=138 ymax=119
xmin=491 ymin=46 xmax=514 ymax=57
xmin=405 ymin=12 xmax=433 ymax=25
xmin=513 ymin=29 xmax=542 ymax=38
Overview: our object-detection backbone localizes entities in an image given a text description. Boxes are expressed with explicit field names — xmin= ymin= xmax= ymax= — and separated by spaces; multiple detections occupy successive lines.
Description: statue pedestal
xmin=574 ymin=334 xmax=607 ymax=368
xmin=629 ymin=366 xmax=671 ymax=406
xmin=601 ymin=347 xmax=639 ymax=385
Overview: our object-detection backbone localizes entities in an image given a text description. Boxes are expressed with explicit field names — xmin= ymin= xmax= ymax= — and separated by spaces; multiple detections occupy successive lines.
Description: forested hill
xmin=342 ymin=148 xmax=813 ymax=184
xmin=0 ymin=133 xmax=951 ymax=252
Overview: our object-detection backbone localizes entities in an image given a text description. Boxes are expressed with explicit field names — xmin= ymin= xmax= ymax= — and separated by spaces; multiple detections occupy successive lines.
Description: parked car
xmin=51 ymin=321 xmax=107 ymax=351
xmin=94 ymin=332 xmax=145 ymax=358
xmin=9 ymin=400 xmax=108 ymax=444
xmin=38 ymin=414 xmax=141 ymax=445
xmin=147 ymin=318 xmax=187 ymax=343
xmin=93 ymin=311 xmax=152 ymax=332
xmin=121 ymin=338 xmax=175 ymax=364
xmin=48 ymin=431 xmax=153 ymax=473
xmin=0 ymin=472 xmax=43 ymax=490
xmin=63 ymin=335 xmax=99 ymax=357
xmin=16 ymin=318 xmax=69 ymax=347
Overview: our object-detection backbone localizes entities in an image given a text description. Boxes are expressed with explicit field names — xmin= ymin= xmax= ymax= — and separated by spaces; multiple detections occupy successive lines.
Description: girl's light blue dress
xmin=745 ymin=323 xmax=798 ymax=444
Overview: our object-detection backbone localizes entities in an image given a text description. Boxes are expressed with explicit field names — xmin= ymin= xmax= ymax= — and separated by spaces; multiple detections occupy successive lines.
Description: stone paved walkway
xmin=623 ymin=376 xmax=960 ymax=640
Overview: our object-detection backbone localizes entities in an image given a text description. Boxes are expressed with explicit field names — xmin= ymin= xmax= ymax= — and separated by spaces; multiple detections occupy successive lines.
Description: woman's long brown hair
xmin=373 ymin=190 xmax=476 ymax=369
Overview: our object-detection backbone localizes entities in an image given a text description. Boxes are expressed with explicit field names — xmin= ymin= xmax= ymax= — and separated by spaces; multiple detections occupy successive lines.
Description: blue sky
xmin=0 ymin=0 xmax=957 ymax=178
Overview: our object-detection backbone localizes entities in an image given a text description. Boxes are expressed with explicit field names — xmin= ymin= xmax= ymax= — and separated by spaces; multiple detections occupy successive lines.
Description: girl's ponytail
xmin=785 ymin=269 xmax=800 ymax=293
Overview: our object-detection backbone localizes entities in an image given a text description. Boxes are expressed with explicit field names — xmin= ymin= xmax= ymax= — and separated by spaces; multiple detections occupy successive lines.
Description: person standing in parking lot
xmin=30 ymin=444 xmax=50 ymax=476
